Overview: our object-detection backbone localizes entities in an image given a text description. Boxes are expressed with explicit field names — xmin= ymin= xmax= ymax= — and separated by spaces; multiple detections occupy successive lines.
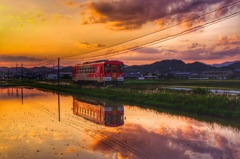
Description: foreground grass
xmin=124 ymin=79 xmax=240 ymax=90
xmin=12 ymin=80 xmax=240 ymax=120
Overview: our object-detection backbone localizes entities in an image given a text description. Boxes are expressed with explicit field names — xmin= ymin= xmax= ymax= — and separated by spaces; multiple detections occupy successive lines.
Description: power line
xmin=61 ymin=11 xmax=240 ymax=63
xmin=61 ymin=0 xmax=240 ymax=60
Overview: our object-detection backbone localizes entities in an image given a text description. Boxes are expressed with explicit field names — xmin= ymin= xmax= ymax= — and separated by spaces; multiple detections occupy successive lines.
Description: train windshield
xmin=112 ymin=65 xmax=117 ymax=73
xmin=118 ymin=64 xmax=124 ymax=73
xmin=104 ymin=64 xmax=111 ymax=73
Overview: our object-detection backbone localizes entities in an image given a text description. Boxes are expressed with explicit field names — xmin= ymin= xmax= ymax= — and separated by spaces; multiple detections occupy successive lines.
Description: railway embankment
xmin=8 ymin=80 xmax=240 ymax=120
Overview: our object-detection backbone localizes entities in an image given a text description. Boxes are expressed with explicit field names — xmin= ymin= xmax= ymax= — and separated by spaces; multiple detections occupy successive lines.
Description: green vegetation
xmin=124 ymin=79 xmax=240 ymax=90
xmin=9 ymin=79 xmax=240 ymax=120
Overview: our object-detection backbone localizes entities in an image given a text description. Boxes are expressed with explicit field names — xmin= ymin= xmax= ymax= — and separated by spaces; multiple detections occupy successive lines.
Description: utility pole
xmin=16 ymin=63 xmax=18 ymax=77
xmin=21 ymin=63 xmax=23 ymax=82
xmin=21 ymin=63 xmax=23 ymax=78
xmin=7 ymin=68 xmax=9 ymax=79
xmin=58 ymin=57 xmax=60 ymax=86
xmin=57 ymin=57 xmax=60 ymax=121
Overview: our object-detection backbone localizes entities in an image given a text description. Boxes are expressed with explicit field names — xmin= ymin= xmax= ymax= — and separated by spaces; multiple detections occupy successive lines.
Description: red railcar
xmin=72 ymin=60 xmax=124 ymax=85
xmin=73 ymin=98 xmax=124 ymax=127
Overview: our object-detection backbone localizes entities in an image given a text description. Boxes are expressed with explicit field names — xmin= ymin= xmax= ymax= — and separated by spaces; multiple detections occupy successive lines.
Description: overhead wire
xmin=60 ymin=0 xmax=240 ymax=60
xmin=61 ymin=11 xmax=240 ymax=64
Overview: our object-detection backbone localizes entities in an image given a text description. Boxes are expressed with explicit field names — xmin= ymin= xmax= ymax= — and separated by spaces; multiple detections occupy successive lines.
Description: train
xmin=72 ymin=60 xmax=124 ymax=85
xmin=73 ymin=98 xmax=124 ymax=127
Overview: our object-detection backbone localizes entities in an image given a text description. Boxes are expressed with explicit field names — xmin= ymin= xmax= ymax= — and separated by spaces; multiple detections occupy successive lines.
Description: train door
xmin=112 ymin=65 xmax=117 ymax=81
xmin=100 ymin=66 xmax=103 ymax=82
xmin=73 ymin=67 xmax=77 ymax=81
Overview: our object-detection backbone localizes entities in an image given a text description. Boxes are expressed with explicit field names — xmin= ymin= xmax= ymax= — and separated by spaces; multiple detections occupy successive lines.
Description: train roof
xmin=74 ymin=60 xmax=123 ymax=67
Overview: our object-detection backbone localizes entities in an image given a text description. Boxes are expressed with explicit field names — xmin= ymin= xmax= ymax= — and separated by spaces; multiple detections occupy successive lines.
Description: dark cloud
xmin=85 ymin=0 xmax=234 ymax=30
xmin=0 ymin=55 xmax=45 ymax=62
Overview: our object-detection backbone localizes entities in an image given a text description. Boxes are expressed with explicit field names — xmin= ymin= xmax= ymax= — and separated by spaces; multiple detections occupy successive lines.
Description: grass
xmin=9 ymin=79 xmax=240 ymax=120
xmin=124 ymin=79 xmax=240 ymax=90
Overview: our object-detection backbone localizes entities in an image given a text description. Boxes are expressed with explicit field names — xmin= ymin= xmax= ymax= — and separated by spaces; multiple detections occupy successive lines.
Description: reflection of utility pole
xmin=16 ymin=88 xmax=18 ymax=98
xmin=58 ymin=93 xmax=60 ymax=121
xmin=21 ymin=88 xmax=23 ymax=105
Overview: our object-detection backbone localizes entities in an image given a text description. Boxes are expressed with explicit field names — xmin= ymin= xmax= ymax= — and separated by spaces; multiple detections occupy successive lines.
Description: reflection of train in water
xmin=73 ymin=98 xmax=124 ymax=127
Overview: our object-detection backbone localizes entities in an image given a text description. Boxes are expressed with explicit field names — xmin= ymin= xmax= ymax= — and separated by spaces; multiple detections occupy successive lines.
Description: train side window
xmin=118 ymin=64 xmax=124 ymax=73
xmin=104 ymin=64 xmax=111 ymax=73
xmin=93 ymin=67 xmax=96 ymax=73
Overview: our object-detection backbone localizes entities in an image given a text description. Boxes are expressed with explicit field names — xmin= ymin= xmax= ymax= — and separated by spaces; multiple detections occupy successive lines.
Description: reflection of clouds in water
xmin=92 ymin=123 xmax=239 ymax=159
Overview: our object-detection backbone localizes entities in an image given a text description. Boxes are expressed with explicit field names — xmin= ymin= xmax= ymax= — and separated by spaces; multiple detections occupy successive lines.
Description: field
xmin=124 ymin=79 xmax=240 ymax=90
xmin=5 ymin=79 xmax=240 ymax=120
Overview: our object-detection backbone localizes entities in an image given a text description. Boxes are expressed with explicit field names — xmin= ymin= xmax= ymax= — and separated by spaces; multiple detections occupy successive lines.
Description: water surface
xmin=0 ymin=87 xmax=240 ymax=159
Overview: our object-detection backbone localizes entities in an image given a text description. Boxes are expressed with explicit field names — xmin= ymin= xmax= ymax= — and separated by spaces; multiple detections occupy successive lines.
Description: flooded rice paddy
xmin=0 ymin=87 xmax=240 ymax=159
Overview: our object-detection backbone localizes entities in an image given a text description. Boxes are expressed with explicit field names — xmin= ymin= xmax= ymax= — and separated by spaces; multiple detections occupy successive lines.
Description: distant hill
xmin=60 ymin=66 xmax=72 ymax=72
xmin=126 ymin=60 xmax=215 ymax=73
xmin=1 ymin=60 xmax=239 ymax=75
xmin=212 ymin=61 xmax=239 ymax=68
xmin=220 ymin=61 xmax=240 ymax=70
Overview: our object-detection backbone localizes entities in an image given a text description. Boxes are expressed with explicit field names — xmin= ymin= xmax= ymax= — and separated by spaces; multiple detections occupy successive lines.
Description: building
xmin=174 ymin=72 xmax=192 ymax=79
xmin=202 ymin=70 xmax=233 ymax=79
xmin=234 ymin=69 xmax=240 ymax=79
xmin=47 ymin=73 xmax=57 ymax=80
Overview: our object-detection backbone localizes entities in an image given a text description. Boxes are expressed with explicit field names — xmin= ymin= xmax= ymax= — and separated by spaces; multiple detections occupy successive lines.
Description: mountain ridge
xmin=1 ymin=60 xmax=240 ymax=74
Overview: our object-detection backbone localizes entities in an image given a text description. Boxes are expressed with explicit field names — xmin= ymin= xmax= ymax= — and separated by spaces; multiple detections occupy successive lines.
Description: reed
xmin=15 ymin=80 xmax=240 ymax=119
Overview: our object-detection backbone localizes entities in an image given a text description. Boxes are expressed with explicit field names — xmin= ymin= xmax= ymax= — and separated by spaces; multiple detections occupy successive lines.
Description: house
xmin=175 ymin=72 xmax=192 ymax=79
xmin=124 ymin=72 xmax=142 ymax=79
xmin=202 ymin=70 xmax=233 ymax=79
xmin=47 ymin=73 xmax=57 ymax=80
xmin=234 ymin=69 xmax=240 ymax=79
xmin=144 ymin=73 xmax=158 ymax=79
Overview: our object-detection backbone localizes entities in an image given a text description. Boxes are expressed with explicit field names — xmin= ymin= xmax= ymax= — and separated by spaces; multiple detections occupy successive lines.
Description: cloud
xmin=91 ymin=123 xmax=236 ymax=159
xmin=0 ymin=55 xmax=45 ymax=62
xmin=58 ymin=0 xmax=86 ymax=8
xmin=216 ymin=35 xmax=240 ymax=46
xmin=84 ymin=0 xmax=235 ymax=30
xmin=188 ymin=42 xmax=206 ymax=49
xmin=115 ymin=36 xmax=240 ymax=63
xmin=75 ymin=41 xmax=106 ymax=48
xmin=137 ymin=47 xmax=159 ymax=54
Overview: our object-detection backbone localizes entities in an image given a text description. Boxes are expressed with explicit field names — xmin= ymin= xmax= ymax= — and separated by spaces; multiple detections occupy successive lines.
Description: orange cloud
xmin=75 ymin=41 xmax=106 ymax=49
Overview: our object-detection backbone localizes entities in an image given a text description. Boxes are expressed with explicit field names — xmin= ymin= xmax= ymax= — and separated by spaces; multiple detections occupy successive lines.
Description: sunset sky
xmin=0 ymin=0 xmax=240 ymax=67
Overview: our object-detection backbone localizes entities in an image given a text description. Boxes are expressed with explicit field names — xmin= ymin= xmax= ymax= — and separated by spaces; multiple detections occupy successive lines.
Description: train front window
xmin=104 ymin=64 xmax=111 ymax=73
xmin=118 ymin=64 xmax=124 ymax=73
